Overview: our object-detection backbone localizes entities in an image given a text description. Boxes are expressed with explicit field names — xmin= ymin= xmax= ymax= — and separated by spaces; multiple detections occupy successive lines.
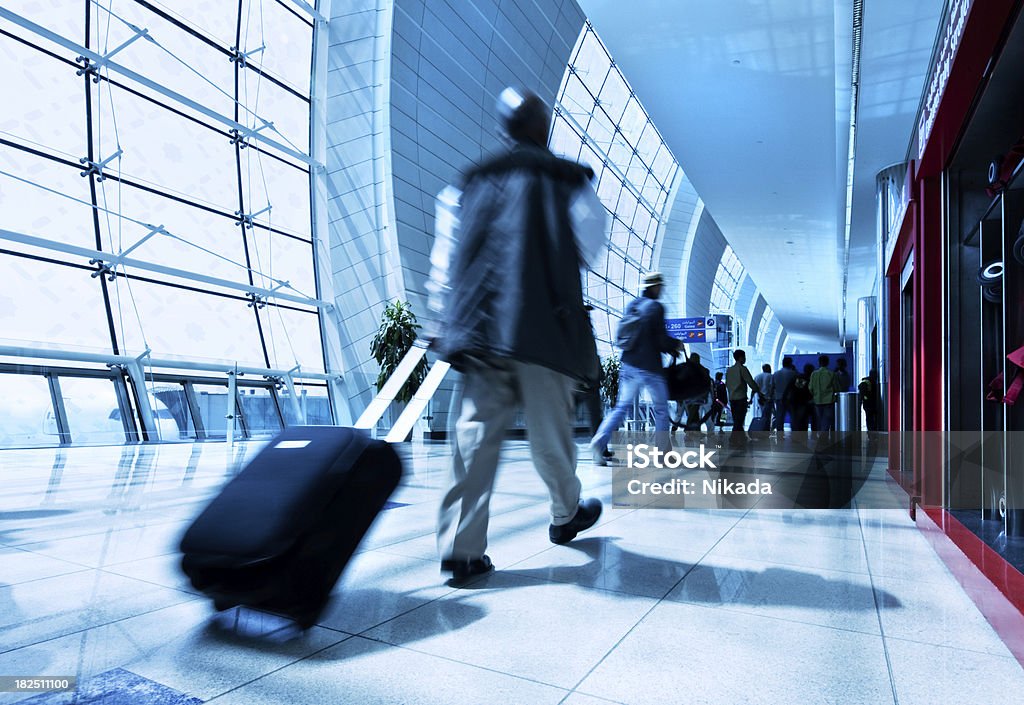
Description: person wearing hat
xmin=590 ymin=271 xmax=682 ymax=464
xmin=431 ymin=87 xmax=606 ymax=585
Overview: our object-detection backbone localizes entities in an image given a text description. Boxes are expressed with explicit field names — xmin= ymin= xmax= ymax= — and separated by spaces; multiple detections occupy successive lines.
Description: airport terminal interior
xmin=2 ymin=0 xmax=1024 ymax=703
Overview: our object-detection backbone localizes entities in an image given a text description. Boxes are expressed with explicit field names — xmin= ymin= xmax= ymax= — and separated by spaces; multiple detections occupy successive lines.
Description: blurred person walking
xmin=789 ymin=363 xmax=815 ymax=438
xmin=590 ymin=272 xmax=682 ymax=464
xmin=809 ymin=354 xmax=839 ymax=439
xmin=753 ymin=363 xmax=775 ymax=429
xmin=725 ymin=349 xmax=760 ymax=446
xmin=430 ymin=88 xmax=606 ymax=584
xmin=771 ymin=356 xmax=798 ymax=437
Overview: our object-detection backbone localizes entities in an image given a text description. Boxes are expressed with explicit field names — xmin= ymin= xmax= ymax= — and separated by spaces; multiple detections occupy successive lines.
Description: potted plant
xmin=369 ymin=301 xmax=429 ymax=433
xmin=600 ymin=354 xmax=621 ymax=408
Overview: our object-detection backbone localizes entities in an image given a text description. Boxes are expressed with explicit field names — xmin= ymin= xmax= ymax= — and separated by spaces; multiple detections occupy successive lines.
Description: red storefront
xmin=885 ymin=0 xmax=1024 ymax=662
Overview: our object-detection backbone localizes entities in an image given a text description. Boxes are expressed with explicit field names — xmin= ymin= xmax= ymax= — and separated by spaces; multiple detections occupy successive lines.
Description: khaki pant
xmin=437 ymin=356 xmax=582 ymax=561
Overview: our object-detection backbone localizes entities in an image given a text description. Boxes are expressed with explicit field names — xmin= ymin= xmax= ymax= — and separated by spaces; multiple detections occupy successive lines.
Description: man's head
xmin=497 ymin=87 xmax=550 ymax=146
xmin=715 ymin=371 xmax=723 ymax=381
xmin=836 ymin=358 xmax=847 ymax=370
xmin=803 ymin=363 xmax=815 ymax=375
xmin=733 ymin=349 xmax=746 ymax=364
xmin=762 ymin=364 xmax=771 ymax=373
xmin=783 ymin=356 xmax=793 ymax=369
xmin=641 ymin=271 xmax=664 ymax=299
xmin=819 ymin=354 xmax=830 ymax=368
xmin=690 ymin=352 xmax=700 ymax=364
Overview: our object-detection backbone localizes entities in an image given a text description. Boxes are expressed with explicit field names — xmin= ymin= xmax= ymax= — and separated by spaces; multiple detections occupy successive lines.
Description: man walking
xmin=726 ymin=349 xmax=760 ymax=445
xmin=809 ymin=354 xmax=839 ymax=439
xmin=432 ymin=88 xmax=605 ymax=584
xmin=590 ymin=272 xmax=682 ymax=463
xmin=753 ymin=363 xmax=775 ymax=429
xmin=771 ymin=356 xmax=798 ymax=437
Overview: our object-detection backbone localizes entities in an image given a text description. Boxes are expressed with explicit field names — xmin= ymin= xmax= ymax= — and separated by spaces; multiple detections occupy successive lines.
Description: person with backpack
xmin=668 ymin=351 xmax=712 ymax=437
xmin=858 ymin=368 xmax=878 ymax=433
xmin=712 ymin=371 xmax=728 ymax=431
xmin=789 ymin=363 xmax=814 ymax=438
xmin=590 ymin=272 xmax=681 ymax=464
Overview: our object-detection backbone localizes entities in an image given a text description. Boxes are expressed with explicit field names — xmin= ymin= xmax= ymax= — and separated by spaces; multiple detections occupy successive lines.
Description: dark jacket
xmin=621 ymin=294 xmax=678 ymax=373
xmin=437 ymin=143 xmax=598 ymax=381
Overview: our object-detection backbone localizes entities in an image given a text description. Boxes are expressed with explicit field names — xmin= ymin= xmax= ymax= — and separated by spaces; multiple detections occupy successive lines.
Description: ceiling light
xmin=732 ymin=59 xmax=741 ymax=65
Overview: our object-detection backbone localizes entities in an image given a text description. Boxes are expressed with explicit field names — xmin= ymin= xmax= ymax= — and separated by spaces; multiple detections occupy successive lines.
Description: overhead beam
xmin=0 ymin=228 xmax=331 ymax=309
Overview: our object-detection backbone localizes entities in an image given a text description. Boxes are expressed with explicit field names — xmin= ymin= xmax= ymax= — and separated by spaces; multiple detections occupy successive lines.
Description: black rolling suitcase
xmin=180 ymin=426 xmax=402 ymax=629
xmin=748 ymin=415 xmax=769 ymax=433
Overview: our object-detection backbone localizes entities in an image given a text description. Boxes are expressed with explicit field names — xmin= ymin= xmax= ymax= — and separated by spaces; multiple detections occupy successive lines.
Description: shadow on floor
xmin=501 ymin=536 xmax=902 ymax=611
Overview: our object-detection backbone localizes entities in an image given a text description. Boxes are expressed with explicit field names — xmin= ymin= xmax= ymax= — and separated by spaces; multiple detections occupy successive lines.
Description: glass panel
xmin=241 ymin=68 xmax=309 ymax=155
xmin=60 ymin=376 xmax=125 ymax=445
xmin=240 ymin=0 xmax=313 ymax=96
xmin=585 ymin=108 xmax=615 ymax=156
xmin=259 ymin=305 xmax=325 ymax=371
xmin=575 ymin=30 xmax=611 ymax=96
xmin=615 ymin=187 xmax=639 ymax=226
xmin=619 ymin=98 xmax=646 ymax=149
xmin=97 ymin=183 xmax=248 ymax=283
xmin=109 ymin=279 xmax=267 ymax=365
xmin=598 ymin=70 xmax=630 ymax=123
xmin=237 ymin=386 xmax=281 ymax=436
xmin=247 ymin=230 xmax=316 ymax=296
xmin=596 ymin=168 xmax=621 ymax=207
xmin=0 ymin=373 xmax=56 ymax=447
xmin=1 ymin=33 xmax=85 ymax=158
xmin=149 ymin=384 xmax=197 ymax=440
xmin=239 ymin=153 xmax=312 ymax=237
xmin=607 ymin=133 xmax=633 ymax=175
xmin=0 ymin=258 xmax=113 ymax=351
xmin=549 ymin=116 xmax=582 ymax=161
xmin=625 ymin=152 xmax=649 ymax=190
xmin=578 ymin=142 xmax=603 ymax=176
xmin=193 ymin=383 xmax=231 ymax=438
xmin=6 ymin=0 xmax=84 ymax=44
xmin=92 ymin=0 xmax=235 ymax=117
xmin=93 ymin=84 xmax=239 ymax=213
xmin=561 ymin=74 xmax=595 ymax=124
xmin=280 ymin=382 xmax=332 ymax=425
xmin=0 ymin=151 xmax=96 ymax=251
xmin=636 ymin=123 xmax=661 ymax=165
xmin=148 ymin=0 xmax=239 ymax=50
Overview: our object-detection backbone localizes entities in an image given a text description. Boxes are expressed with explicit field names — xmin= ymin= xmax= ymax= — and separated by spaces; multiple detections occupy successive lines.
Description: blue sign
xmin=666 ymin=317 xmax=717 ymax=344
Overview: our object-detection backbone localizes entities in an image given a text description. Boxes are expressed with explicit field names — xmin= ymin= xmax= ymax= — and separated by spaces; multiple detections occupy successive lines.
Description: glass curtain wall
xmin=0 ymin=1 xmax=327 ymax=446
xmin=710 ymin=245 xmax=745 ymax=313
xmin=549 ymin=22 xmax=680 ymax=356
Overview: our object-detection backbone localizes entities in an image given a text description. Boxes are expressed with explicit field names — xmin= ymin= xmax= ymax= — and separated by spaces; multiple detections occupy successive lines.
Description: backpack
xmin=615 ymin=298 xmax=647 ymax=351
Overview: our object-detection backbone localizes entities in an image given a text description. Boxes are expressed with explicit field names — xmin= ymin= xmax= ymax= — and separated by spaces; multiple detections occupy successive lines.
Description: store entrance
xmin=900 ymin=265 xmax=914 ymax=486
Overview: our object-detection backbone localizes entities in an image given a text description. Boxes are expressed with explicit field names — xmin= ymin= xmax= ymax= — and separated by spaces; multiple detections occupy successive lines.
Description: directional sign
xmin=666 ymin=317 xmax=717 ymax=344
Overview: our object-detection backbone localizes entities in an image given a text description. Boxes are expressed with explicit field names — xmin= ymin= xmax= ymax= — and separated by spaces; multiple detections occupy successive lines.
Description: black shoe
xmin=549 ymin=498 xmax=603 ymax=545
xmin=441 ymin=555 xmax=494 ymax=585
xmin=602 ymin=449 xmax=615 ymax=459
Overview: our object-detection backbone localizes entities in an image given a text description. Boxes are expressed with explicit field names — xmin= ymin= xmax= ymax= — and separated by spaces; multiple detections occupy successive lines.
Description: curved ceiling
xmin=579 ymin=0 xmax=943 ymax=351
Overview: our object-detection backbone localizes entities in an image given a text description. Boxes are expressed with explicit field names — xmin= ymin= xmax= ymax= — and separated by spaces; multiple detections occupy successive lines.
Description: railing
xmin=0 ymin=343 xmax=342 ymax=448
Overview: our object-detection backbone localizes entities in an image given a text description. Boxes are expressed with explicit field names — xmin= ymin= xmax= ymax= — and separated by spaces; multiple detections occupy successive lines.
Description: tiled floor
xmin=0 ymin=436 xmax=1022 ymax=704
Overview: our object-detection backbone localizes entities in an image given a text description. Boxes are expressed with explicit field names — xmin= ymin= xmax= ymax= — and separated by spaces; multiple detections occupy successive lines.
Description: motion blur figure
xmin=430 ymin=88 xmax=606 ymax=584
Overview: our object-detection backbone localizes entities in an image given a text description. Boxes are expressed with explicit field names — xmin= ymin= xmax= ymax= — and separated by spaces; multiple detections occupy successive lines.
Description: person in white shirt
xmin=753 ymin=364 xmax=775 ymax=429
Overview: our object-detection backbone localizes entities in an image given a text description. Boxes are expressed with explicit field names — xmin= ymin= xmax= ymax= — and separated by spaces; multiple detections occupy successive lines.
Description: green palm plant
xmin=600 ymin=354 xmax=621 ymax=407
xmin=370 ymin=300 xmax=428 ymax=403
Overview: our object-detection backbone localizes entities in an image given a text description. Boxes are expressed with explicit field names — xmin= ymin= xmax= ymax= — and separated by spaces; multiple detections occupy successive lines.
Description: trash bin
xmin=835 ymin=392 xmax=860 ymax=434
